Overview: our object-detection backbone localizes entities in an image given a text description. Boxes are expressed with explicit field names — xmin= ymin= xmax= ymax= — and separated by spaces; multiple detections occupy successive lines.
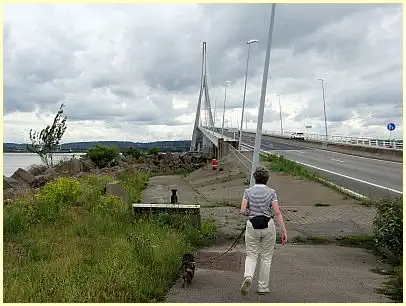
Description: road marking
xmin=242 ymin=142 xmax=403 ymax=195
xmin=331 ymin=158 xmax=344 ymax=163
xmin=244 ymin=132 xmax=403 ymax=165
xmin=272 ymin=154 xmax=403 ymax=194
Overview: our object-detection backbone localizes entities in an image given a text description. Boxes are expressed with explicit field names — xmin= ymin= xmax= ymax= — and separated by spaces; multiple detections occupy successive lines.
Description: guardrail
xmin=228 ymin=143 xmax=252 ymax=172
xmin=261 ymin=130 xmax=403 ymax=151
xmin=204 ymin=126 xmax=403 ymax=151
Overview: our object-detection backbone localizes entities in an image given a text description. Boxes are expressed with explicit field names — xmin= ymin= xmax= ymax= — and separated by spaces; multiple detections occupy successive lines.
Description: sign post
xmin=387 ymin=123 xmax=396 ymax=148
xmin=305 ymin=125 xmax=312 ymax=135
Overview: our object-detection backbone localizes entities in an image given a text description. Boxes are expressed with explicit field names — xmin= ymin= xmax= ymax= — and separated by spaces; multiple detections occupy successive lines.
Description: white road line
xmin=246 ymin=132 xmax=403 ymax=165
xmin=271 ymin=153 xmax=403 ymax=194
xmin=331 ymin=158 xmax=345 ymax=163
xmin=243 ymin=142 xmax=403 ymax=194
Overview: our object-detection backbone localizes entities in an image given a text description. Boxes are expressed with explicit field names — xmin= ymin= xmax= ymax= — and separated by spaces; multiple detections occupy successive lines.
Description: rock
xmin=75 ymin=172 xmax=85 ymax=178
xmin=44 ymin=168 xmax=59 ymax=181
xmin=11 ymin=168 xmax=36 ymax=186
xmin=33 ymin=175 xmax=47 ymax=187
xmin=105 ymin=181 xmax=130 ymax=202
xmin=3 ymin=176 xmax=23 ymax=189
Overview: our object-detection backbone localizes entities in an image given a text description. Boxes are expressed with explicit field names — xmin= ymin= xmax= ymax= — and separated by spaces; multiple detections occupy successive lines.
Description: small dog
xmin=170 ymin=189 xmax=178 ymax=204
xmin=181 ymin=253 xmax=196 ymax=288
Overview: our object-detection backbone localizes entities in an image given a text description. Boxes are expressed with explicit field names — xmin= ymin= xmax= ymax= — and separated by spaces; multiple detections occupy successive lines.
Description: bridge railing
xmin=207 ymin=126 xmax=403 ymax=151
xmin=261 ymin=130 xmax=403 ymax=151
xmin=228 ymin=143 xmax=252 ymax=173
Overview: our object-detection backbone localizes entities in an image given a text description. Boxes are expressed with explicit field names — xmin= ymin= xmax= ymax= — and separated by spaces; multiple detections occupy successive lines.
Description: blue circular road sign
xmin=387 ymin=123 xmax=396 ymax=131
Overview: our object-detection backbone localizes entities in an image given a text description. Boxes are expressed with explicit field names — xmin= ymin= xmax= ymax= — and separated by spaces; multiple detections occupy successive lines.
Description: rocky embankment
xmin=3 ymin=151 xmax=211 ymax=201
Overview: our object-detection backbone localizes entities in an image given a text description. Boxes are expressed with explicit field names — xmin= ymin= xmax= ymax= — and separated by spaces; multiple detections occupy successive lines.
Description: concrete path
xmin=141 ymin=161 xmax=390 ymax=303
xmin=166 ymin=243 xmax=390 ymax=303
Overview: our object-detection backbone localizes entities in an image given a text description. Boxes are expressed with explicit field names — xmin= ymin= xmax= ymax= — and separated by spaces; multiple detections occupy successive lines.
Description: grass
xmin=260 ymin=153 xmax=320 ymax=181
xmin=3 ymin=171 xmax=216 ymax=303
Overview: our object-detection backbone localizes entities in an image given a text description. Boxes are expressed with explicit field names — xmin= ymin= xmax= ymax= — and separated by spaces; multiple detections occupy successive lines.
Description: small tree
xmin=148 ymin=146 xmax=160 ymax=155
xmin=27 ymin=104 xmax=67 ymax=168
xmin=86 ymin=144 xmax=119 ymax=168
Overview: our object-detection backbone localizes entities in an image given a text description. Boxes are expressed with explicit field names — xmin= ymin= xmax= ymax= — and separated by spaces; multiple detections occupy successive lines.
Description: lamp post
xmin=238 ymin=39 xmax=258 ymax=151
xmin=250 ymin=3 xmax=277 ymax=186
xmin=277 ymin=94 xmax=283 ymax=135
xmin=318 ymin=78 xmax=328 ymax=141
xmin=221 ymin=81 xmax=231 ymax=138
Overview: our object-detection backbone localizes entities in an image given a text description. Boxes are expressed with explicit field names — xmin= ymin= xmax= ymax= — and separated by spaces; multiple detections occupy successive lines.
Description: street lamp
xmin=318 ymin=78 xmax=328 ymax=141
xmin=221 ymin=81 xmax=231 ymax=138
xmin=277 ymin=94 xmax=283 ymax=135
xmin=238 ymin=39 xmax=259 ymax=151
xmin=250 ymin=3 xmax=277 ymax=187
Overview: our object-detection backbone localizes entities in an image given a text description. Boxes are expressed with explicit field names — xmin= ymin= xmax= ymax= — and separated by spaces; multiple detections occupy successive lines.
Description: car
xmin=291 ymin=132 xmax=305 ymax=141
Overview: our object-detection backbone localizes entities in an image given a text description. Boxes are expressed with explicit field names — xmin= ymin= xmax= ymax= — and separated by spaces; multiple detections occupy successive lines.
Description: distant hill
xmin=4 ymin=140 xmax=191 ymax=153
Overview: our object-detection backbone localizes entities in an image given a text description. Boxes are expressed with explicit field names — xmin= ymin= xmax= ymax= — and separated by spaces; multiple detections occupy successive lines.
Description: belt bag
xmin=249 ymin=215 xmax=271 ymax=229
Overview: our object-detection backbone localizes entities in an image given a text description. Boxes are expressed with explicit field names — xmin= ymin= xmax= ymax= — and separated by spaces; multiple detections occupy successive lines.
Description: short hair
xmin=253 ymin=166 xmax=269 ymax=185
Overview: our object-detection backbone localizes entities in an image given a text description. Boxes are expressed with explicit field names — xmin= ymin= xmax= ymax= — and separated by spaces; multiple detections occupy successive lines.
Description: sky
xmin=4 ymin=3 xmax=403 ymax=144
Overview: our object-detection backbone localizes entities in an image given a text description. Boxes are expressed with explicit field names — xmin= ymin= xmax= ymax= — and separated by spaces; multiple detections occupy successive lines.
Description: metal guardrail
xmin=260 ymin=130 xmax=403 ymax=150
xmin=204 ymin=126 xmax=403 ymax=151
xmin=228 ymin=143 xmax=252 ymax=171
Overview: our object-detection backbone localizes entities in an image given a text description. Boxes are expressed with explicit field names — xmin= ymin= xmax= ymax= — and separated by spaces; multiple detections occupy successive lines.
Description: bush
xmin=123 ymin=147 xmax=143 ymax=160
xmin=147 ymin=147 xmax=160 ymax=155
xmin=372 ymin=197 xmax=402 ymax=265
xmin=86 ymin=144 xmax=119 ymax=168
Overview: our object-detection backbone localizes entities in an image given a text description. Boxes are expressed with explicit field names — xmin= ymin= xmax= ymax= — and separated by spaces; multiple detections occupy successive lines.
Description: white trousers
xmin=244 ymin=218 xmax=277 ymax=292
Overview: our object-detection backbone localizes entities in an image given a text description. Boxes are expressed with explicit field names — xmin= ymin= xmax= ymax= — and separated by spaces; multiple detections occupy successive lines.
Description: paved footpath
xmin=142 ymin=161 xmax=390 ymax=302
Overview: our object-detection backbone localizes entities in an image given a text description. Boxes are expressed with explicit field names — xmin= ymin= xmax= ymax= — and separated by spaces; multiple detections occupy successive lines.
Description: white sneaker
xmin=240 ymin=277 xmax=252 ymax=295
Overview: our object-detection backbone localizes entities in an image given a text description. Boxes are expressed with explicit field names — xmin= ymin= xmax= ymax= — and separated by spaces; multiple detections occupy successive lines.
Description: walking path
xmin=141 ymin=157 xmax=390 ymax=302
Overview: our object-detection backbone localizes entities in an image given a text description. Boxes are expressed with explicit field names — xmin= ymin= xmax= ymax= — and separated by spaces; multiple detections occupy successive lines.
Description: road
xmin=231 ymin=131 xmax=402 ymax=200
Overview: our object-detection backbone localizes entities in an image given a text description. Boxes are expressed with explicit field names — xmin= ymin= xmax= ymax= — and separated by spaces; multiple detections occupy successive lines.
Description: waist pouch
xmin=249 ymin=216 xmax=271 ymax=229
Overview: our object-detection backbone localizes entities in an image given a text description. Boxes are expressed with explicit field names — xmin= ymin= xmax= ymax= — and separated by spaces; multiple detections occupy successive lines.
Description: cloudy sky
xmin=4 ymin=3 xmax=403 ymax=144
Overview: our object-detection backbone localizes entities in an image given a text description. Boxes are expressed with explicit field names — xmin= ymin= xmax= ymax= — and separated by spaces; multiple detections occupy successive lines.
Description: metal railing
xmin=204 ymin=126 xmax=403 ymax=151
xmin=228 ymin=143 xmax=252 ymax=172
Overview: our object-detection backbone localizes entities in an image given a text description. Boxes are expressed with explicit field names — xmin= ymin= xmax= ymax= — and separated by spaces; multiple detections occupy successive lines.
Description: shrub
xmin=372 ymin=197 xmax=402 ymax=265
xmin=147 ymin=147 xmax=160 ymax=155
xmin=86 ymin=144 xmax=119 ymax=168
xmin=123 ymin=147 xmax=143 ymax=160
xmin=33 ymin=177 xmax=81 ymax=222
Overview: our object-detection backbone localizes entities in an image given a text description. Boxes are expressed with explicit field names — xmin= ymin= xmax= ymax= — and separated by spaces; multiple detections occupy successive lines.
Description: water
xmin=3 ymin=153 xmax=85 ymax=177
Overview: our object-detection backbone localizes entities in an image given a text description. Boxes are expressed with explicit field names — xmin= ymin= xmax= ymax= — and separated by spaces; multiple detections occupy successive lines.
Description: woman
xmin=239 ymin=166 xmax=287 ymax=295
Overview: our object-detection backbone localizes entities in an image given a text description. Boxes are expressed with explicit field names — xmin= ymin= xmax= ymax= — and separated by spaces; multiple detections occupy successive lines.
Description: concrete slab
xmin=166 ymin=244 xmax=391 ymax=303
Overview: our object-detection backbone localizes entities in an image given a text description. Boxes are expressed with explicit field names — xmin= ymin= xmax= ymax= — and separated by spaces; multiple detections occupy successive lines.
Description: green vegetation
xmin=27 ymin=104 xmax=68 ymax=167
xmin=123 ymin=147 xmax=143 ymax=160
xmin=261 ymin=153 xmax=321 ymax=180
xmin=4 ymin=171 xmax=216 ymax=302
xmin=86 ymin=144 xmax=119 ymax=168
xmin=147 ymin=146 xmax=160 ymax=155
xmin=371 ymin=197 xmax=402 ymax=302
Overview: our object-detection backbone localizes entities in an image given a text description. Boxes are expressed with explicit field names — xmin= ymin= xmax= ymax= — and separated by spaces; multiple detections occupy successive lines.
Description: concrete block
xmin=105 ymin=181 xmax=129 ymax=202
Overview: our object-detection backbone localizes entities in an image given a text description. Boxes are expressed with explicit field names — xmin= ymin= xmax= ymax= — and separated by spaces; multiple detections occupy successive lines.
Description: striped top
xmin=242 ymin=184 xmax=278 ymax=219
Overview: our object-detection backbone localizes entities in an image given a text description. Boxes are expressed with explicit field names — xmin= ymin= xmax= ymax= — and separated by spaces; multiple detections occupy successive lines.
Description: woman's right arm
xmin=271 ymin=200 xmax=288 ymax=244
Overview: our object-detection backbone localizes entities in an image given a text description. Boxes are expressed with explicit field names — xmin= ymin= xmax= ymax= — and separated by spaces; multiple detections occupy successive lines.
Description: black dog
xmin=171 ymin=189 xmax=178 ymax=204
xmin=181 ymin=253 xmax=196 ymax=288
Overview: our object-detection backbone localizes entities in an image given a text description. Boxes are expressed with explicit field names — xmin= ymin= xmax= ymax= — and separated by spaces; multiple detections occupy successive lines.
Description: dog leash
xmin=194 ymin=226 xmax=246 ymax=264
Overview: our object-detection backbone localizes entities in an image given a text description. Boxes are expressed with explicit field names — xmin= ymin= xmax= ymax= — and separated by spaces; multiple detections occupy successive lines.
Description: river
xmin=3 ymin=153 xmax=86 ymax=177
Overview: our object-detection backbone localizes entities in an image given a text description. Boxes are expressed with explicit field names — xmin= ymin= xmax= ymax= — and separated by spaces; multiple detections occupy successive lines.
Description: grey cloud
xmin=3 ymin=3 xmax=403 ymax=142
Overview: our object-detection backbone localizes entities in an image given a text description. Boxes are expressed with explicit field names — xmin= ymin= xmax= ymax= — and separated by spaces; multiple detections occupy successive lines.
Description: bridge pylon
xmin=190 ymin=41 xmax=214 ymax=152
